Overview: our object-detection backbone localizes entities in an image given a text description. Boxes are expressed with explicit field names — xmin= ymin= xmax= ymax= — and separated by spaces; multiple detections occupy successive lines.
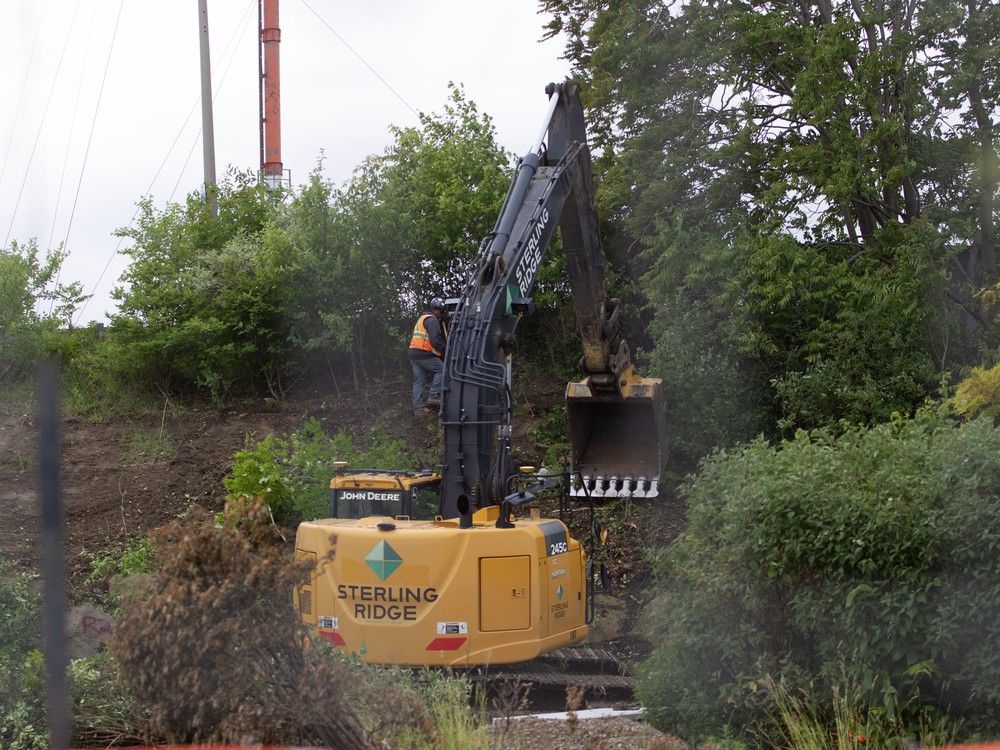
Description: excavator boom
xmin=439 ymin=82 xmax=666 ymax=520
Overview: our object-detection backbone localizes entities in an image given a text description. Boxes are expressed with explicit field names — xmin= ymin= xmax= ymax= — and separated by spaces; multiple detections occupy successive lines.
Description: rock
xmin=67 ymin=604 xmax=115 ymax=658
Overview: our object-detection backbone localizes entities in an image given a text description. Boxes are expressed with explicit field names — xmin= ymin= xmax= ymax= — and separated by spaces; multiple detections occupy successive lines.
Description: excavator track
xmin=470 ymin=646 xmax=636 ymax=711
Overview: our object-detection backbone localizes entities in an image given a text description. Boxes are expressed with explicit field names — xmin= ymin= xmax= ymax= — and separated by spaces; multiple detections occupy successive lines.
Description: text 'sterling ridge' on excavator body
xmin=293 ymin=82 xmax=667 ymax=666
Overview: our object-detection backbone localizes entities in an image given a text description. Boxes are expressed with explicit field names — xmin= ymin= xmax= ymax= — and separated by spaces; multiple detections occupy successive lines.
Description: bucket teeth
xmin=591 ymin=475 xmax=607 ymax=498
xmin=604 ymin=476 xmax=620 ymax=498
xmin=614 ymin=476 xmax=635 ymax=498
xmin=567 ymin=474 xmax=660 ymax=499
xmin=632 ymin=476 xmax=648 ymax=498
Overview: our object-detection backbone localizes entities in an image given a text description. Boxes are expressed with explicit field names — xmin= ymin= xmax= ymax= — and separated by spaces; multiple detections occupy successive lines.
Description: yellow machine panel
xmin=479 ymin=556 xmax=530 ymax=631
xmin=294 ymin=513 xmax=588 ymax=666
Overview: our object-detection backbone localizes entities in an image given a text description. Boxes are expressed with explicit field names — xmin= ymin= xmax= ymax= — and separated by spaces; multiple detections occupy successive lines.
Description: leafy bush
xmin=0 ymin=561 xmax=40 ymax=670
xmin=62 ymin=330 xmax=161 ymax=418
xmin=100 ymin=88 xmax=511 ymax=405
xmin=949 ymin=363 xmax=1000 ymax=420
xmin=225 ymin=418 xmax=414 ymax=524
xmin=85 ymin=536 xmax=155 ymax=584
xmin=642 ymin=221 xmax=939 ymax=462
xmin=111 ymin=175 xmax=290 ymax=404
xmin=637 ymin=410 xmax=1000 ymax=743
xmin=0 ymin=240 xmax=86 ymax=384
xmin=0 ymin=650 xmax=47 ymax=750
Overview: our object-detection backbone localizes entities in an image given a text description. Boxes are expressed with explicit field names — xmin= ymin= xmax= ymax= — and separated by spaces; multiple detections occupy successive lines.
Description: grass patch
xmin=764 ymin=681 xmax=957 ymax=749
xmin=121 ymin=426 xmax=174 ymax=463
xmin=0 ymin=381 xmax=35 ymax=415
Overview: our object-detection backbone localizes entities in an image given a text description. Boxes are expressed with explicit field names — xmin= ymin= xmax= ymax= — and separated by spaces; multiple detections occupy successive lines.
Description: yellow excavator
xmin=294 ymin=82 xmax=667 ymax=666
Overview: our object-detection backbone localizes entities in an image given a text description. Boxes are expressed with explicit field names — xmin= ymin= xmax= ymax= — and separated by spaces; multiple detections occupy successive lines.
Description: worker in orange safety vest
xmin=407 ymin=297 xmax=448 ymax=416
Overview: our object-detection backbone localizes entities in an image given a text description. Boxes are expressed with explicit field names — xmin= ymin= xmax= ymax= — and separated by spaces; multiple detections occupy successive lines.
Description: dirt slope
xmin=0 ymin=378 xmax=683 ymax=628
xmin=0 ymin=404 xmax=298 ymax=586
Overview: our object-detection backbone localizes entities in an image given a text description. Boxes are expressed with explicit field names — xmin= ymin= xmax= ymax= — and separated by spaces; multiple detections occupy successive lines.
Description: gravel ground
xmin=490 ymin=716 xmax=687 ymax=749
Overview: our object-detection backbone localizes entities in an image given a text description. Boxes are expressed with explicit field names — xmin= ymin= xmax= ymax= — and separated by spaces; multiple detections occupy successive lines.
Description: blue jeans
xmin=410 ymin=355 xmax=443 ymax=412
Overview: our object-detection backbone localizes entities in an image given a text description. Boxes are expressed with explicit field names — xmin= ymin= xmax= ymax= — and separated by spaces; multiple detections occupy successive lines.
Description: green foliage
xmin=543 ymin=0 xmax=1000 ymax=455
xmin=737 ymin=226 xmax=939 ymax=431
xmin=225 ymin=417 xmax=415 ymax=524
xmin=0 ymin=650 xmax=47 ymax=750
xmin=527 ymin=404 xmax=571 ymax=470
xmin=285 ymin=85 xmax=511 ymax=381
xmin=98 ymin=87 xmax=512 ymax=404
xmin=949 ymin=362 xmax=1000 ymax=419
xmin=2 ymin=650 xmax=143 ymax=750
xmin=69 ymin=652 xmax=141 ymax=748
xmin=637 ymin=411 xmax=1000 ymax=743
xmin=61 ymin=328 xmax=163 ymax=418
xmin=0 ymin=560 xmax=40 ymax=672
xmin=85 ymin=537 xmax=155 ymax=584
xmin=0 ymin=563 xmax=44 ymax=750
xmin=0 ymin=239 xmax=87 ymax=384
xmin=111 ymin=173 xmax=290 ymax=404
xmin=765 ymin=681 xmax=955 ymax=750
xmin=226 ymin=433 xmax=299 ymax=523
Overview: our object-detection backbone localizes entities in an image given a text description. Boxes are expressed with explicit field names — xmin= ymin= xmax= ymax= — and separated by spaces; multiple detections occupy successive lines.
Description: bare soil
xmin=0 ymin=380 xmax=438 ymax=596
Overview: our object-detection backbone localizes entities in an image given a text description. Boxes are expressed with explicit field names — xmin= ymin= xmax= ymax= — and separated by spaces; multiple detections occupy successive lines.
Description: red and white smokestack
xmin=260 ymin=0 xmax=283 ymax=188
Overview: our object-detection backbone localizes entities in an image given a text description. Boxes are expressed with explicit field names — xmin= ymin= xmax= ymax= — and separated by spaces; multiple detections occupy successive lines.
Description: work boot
xmin=425 ymin=399 xmax=441 ymax=409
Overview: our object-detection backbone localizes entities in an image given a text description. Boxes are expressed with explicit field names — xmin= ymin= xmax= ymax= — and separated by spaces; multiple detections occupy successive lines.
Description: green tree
xmin=0 ymin=239 xmax=86 ymax=383
xmin=283 ymin=85 xmax=512 ymax=386
xmin=542 ymin=0 xmax=999 ymax=453
xmin=110 ymin=172 xmax=290 ymax=402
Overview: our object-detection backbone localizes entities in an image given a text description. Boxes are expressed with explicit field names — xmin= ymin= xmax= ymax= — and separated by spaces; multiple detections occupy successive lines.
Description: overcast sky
xmin=1 ymin=1 xmax=569 ymax=323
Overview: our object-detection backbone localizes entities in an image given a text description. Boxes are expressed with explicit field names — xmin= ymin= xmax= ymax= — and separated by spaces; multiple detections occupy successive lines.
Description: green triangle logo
xmin=505 ymin=283 xmax=518 ymax=316
xmin=556 ymin=584 xmax=564 ymax=601
xmin=365 ymin=540 xmax=403 ymax=581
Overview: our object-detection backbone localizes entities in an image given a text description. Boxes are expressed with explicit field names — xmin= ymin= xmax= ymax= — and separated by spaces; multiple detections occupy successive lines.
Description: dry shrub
xmin=109 ymin=499 xmax=378 ymax=747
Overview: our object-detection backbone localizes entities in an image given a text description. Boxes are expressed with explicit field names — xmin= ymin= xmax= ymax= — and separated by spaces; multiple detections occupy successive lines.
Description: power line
xmin=47 ymin=0 xmax=99 ymax=255
xmin=50 ymin=0 xmax=124 ymax=317
xmin=294 ymin=0 xmax=420 ymax=119
xmin=75 ymin=0 xmax=256 ymax=324
xmin=141 ymin=0 xmax=256 ymax=201
xmin=0 ymin=5 xmax=47 ymax=187
xmin=169 ymin=0 xmax=256 ymax=203
xmin=58 ymin=0 xmax=125 ymax=265
xmin=3 ymin=0 xmax=85 ymax=251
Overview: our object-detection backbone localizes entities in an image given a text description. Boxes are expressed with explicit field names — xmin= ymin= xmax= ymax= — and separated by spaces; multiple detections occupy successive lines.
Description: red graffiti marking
xmin=81 ymin=615 xmax=112 ymax=637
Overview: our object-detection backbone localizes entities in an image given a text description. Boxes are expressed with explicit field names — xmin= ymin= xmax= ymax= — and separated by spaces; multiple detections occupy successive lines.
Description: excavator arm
xmin=439 ymin=82 xmax=667 ymax=523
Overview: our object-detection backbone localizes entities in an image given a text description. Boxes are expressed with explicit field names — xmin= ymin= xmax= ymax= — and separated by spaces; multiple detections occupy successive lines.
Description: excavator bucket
xmin=566 ymin=371 xmax=667 ymax=500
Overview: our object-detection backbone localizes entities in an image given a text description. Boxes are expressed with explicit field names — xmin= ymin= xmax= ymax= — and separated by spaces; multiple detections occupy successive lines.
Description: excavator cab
xmin=566 ymin=366 xmax=667 ymax=500
xmin=329 ymin=471 xmax=442 ymax=520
